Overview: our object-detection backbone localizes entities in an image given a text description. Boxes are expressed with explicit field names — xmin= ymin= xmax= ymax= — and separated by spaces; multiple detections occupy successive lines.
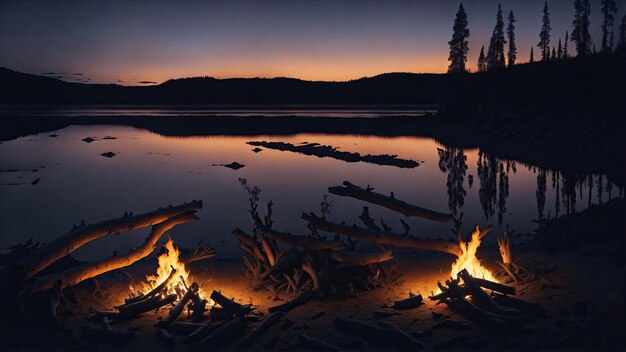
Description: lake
xmin=0 ymin=124 xmax=620 ymax=261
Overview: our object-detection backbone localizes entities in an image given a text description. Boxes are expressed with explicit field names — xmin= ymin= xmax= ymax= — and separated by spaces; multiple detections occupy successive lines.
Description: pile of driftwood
xmin=0 ymin=200 xmax=215 ymax=335
xmin=430 ymin=268 xmax=546 ymax=330
xmin=232 ymin=179 xmax=488 ymax=311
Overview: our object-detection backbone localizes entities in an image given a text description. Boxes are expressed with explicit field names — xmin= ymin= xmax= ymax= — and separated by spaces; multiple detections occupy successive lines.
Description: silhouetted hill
xmin=1 ymin=54 xmax=624 ymax=116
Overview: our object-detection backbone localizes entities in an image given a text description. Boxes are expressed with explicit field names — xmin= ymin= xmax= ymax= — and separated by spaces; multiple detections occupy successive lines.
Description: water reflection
xmin=0 ymin=125 xmax=622 ymax=261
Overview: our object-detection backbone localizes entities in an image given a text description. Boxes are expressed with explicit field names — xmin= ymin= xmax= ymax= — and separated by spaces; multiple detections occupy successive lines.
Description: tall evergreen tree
xmin=477 ymin=45 xmax=487 ymax=72
xmin=619 ymin=15 xmax=626 ymax=49
xmin=610 ymin=30 xmax=614 ymax=52
xmin=530 ymin=46 xmax=535 ymax=62
xmin=447 ymin=3 xmax=470 ymax=73
xmin=564 ymin=31 xmax=570 ymax=57
xmin=487 ymin=3 xmax=507 ymax=69
xmin=601 ymin=0 xmax=618 ymax=53
xmin=507 ymin=10 xmax=517 ymax=66
xmin=551 ymin=47 xmax=557 ymax=59
xmin=557 ymin=38 xmax=563 ymax=58
xmin=538 ymin=1 xmax=552 ymax=60
xmin=572 ymin=0 xmax=592 ymax=56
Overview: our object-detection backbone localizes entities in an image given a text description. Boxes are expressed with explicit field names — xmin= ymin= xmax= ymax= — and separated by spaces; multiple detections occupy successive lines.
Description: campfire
xmin=129 ymin=237 xmax=211 ymax=302
xmin=449 ymin=224 xmax=499 ymax=283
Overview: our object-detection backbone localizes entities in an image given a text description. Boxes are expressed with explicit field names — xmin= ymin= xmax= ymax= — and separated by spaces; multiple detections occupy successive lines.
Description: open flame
xmin=449 ymin=225 xmax=498 ymax=282
xmin=130 ymin=237 xmax=201 ymax=299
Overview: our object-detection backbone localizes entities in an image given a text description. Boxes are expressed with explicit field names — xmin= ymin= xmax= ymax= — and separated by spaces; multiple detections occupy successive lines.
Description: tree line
xmin=448 ymin=0 xmax=626 ymax=73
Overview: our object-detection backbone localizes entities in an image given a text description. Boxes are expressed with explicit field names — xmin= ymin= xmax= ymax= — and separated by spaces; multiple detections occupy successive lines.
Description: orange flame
xmin=449 ymin=225 xmax=498 ymax=282
xmin=130 ymin=237 xmax=209 ymax=300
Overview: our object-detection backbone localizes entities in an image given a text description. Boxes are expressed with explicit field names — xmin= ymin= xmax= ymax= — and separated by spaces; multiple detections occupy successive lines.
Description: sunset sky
xmin=1 ymin=0 xmax=623 ymax=84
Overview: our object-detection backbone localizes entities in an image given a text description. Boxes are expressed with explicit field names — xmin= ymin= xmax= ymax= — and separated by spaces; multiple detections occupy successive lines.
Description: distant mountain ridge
xmin=0 ymin=53 xmax=624 ymax=110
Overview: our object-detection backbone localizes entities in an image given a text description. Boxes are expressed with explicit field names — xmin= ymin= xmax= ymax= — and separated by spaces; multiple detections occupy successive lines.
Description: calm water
xmin=0 ymin=125 xmax=620 ymax=261
xmin=0 ymin=105 xmax=438 ymax=118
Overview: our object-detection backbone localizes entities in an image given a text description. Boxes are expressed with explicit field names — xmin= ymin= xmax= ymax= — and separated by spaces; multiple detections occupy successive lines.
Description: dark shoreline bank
xmin=1 ymin=114 xmax=622 ymax=186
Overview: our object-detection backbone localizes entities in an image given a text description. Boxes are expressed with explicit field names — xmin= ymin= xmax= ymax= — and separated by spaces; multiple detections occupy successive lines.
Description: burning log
xmin=236 ymin=311 xmax=285 ymax=348
xmin=195 ymin=316 xmax=246 ymax=348
xmin=392 ymin=293 xmax=424 ymax=310
xmin=330 ymin=250 xmax=393 ymax=267
xmin=18 ymin=200 xmax=203 ymax=281
xmin=121 ymin=266 xmax=179 ymax=306
xmin=191 ymin=297 xmax=208 ymax=322
xmin=434 ymin=279 xmax=522 ymax=330
xmin=24 ymin=211 xmax=198 ymax=294
xmin=302 ymin=212 xmax=461 ymax=256
xmin=159 ymin=282 xmax=199 ymax=327
xmin=298 ymin=334 xmax=341 ymax=352
xmin=473 ymin=277 xmax=516 ymax=295
xmin=210 ymin=290 xmax=253 ymax=317
xmin=328 ymin=181 xmax=453 ymax=222
xmin=491 ymin=293 xmax=546 ymax=317
xmin=268 ymin=291 xmax=313 ymax=313
xmin=116 ymin=294 xmax=177 ymax=320
xmin=458 ymin=269 xmax=510 ymax=316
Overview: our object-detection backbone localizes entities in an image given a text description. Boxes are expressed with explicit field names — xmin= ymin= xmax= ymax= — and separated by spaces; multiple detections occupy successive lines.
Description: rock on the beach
xmin=82 ymin=137 xmax=96 ymax=143
xmin=223 ymin=162 xmax=245 ymax=170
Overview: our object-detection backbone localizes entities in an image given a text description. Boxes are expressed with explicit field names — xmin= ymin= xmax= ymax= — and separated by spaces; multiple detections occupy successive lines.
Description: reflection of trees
xmin=437 ymin=147 xmax=468 ymax=220
xmin=497 ymin=162 xmax=510 ymax=225
xmin=476 ymin=152 xmax=498 ymax=220
xmin=536 ymin=170 xmax=547 ymax=220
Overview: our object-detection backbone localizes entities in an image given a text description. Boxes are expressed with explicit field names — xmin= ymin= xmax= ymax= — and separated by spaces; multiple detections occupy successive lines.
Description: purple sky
xmin=1 ymin=0 xmax=623 ymax=84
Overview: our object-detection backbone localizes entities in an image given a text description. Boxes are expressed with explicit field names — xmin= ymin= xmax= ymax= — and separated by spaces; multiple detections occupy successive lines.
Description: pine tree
xmin=487 ymin=3 xmax=507 ymax=69
xmin=530 ymin=47 xmax=535 ymax=62
xmin=538 ymin=1 xmax=552 ymax=60
xmin=609 ymin=30 xmax=614 ymax=52
xmin=564 ymin=31 xmax=570 ymax=57
xmin=477 ymin=45 xmax=487 ymax=72
xmin=601 ymin=0 xmax=618 ymax=53
xmin=557 ymin=38 xmax=563 ymax=58
xmin=448 ymin=3 xmax=471 ymax=73
xmin=507 ymin=10 xmax=517 ymax=66
xmin=551 ymin=47 xmax=557 ymax=59
xmin=617 ymin=15 xmax=626 ymax=49
xmin=572 ymin=0 xmax=592 ymax=56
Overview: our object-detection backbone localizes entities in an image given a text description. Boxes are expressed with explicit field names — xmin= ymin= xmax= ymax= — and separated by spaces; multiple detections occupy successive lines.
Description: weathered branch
xmin=159 ymin=283 xmax=199 ymax=327
xmin=25 ymin=212 xmax=198 ymax=294
xmin=232 ymin=228 xmax=268 ymax=264
xmin=262 ymin=228 xmax=344 ymax=251
xmin=330 ymin=250 xmax=393 ymax=266
xmin=329 ymin=181 xmax=452 ymax=222
xmin=303 ymin=212 xmax=461 ymax=256
xmin=268 ymin=291 xmax=313 ymax=313
xmin=210 ymin=290 xmax=253 ymax=317
xmin=236 ymin=311 xmax=285 ymax=348
xmin=19 ymin=200 xmax=203 ymax=280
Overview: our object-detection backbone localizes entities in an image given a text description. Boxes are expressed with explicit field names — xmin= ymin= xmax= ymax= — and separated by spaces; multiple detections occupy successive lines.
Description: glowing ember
xmin=129 ymin=237 xmax=209 ymax=300
xmin=449 ymin=224 xmax=498 ymax=283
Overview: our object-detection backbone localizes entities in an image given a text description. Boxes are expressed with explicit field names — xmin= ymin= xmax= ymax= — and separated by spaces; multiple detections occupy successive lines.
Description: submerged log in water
xmin=247 ymin=141 xmax=419 ymax=168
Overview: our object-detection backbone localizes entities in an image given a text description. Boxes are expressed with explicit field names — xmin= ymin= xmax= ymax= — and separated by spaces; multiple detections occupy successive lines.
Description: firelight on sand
xmin=450 ymin=225 xmax=498 ymax=283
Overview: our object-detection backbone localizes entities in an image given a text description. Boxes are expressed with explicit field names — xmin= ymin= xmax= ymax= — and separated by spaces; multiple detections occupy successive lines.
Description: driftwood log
xmin=116 ymin=294 xmax=177 ymax=320
xmin=392 ymin=294 xmax=424 ymax=310
xmin=18 ymin=200 xmax=202 ymax=281
xmin=329 ymin=181 xmax=452 ymax=222
xmin=236 ymin=311 xmax=285 ymax=348
xmin=25 ymin=210 xmax=197 ymax=294
xmin=302 ymin=212 xmax=462 ymax=256
xmin=268 ymin=291 xmax=314 ymax=313
xmin=210 ymin=290 xmax=253 ymax=317
xmin=195 ymin=316 xmax=246 ymax=348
